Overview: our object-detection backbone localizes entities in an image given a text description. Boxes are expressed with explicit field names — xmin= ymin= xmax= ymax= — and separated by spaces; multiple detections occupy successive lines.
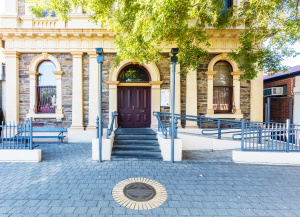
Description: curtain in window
xmin=213 ymin=61 xmax=233 ymax=113
xmin=36 ymin=61 xmax=57 ymax=113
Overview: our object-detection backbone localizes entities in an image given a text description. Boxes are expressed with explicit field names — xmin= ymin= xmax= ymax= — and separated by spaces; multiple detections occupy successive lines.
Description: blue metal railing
xmin=153 ymin=111 xmax=300 ymax=152
xmin=107 ymin=112 xmax=118 ymax=139
xmin=96 ymin=112 xmax=118 ymax=139
xmin=153 ymin=111 xmax=242 ymax=139
xmin=0 ymin=118 xmax=33 ymax=150
xmin=234 ymin=119 xmax=300 ymax=152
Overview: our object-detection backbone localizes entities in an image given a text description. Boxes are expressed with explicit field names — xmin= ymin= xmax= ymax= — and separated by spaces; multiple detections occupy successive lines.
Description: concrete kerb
xmin=233 ymin=150 xmax=300 ymax=166
xmin=0 ymin=149 xmax=42 ymax=162
xmin=92 ymin=132 xmax=115 ymax=161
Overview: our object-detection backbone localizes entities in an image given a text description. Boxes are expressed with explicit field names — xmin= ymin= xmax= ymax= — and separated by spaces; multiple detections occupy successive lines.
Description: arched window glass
xmin=213 ymin=61 xmax=233 ymax=113
xmin=118 ymin=66 xmax=150 ymax=82
xmin=36 ymin=61 xmax=57 ymax=113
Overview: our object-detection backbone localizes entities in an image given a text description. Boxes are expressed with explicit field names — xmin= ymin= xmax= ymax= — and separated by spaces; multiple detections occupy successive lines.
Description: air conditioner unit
xmin=0 ymin=63 xmax=5 ymax=81
xmin=263 ymin=87 xmax=283 ymax=96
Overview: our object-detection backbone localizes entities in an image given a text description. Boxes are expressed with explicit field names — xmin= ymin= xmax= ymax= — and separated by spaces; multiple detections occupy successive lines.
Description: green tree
xmin=28 ymin=0 xmax=300 ymax=80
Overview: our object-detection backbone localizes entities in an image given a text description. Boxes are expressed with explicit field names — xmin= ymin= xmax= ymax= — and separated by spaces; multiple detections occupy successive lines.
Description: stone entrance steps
xmin=111 ymin=128 xmax=162 ymax=160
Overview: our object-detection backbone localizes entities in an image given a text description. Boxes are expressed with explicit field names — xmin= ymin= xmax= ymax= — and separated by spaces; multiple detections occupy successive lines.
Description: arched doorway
xmin=117 ymin=65 xmax=151 ymax=128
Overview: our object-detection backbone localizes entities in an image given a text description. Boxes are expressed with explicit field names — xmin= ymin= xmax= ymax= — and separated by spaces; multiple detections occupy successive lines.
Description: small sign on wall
xmin=161 ymin=89 xmax=170 ymax=107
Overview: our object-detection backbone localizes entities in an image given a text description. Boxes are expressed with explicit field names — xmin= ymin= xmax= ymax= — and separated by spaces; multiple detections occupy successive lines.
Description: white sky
xmin=281 ymin=43 xmax=300 ymax=67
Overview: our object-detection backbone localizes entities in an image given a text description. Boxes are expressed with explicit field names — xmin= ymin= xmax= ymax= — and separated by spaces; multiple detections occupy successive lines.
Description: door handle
xmin=132 ymin=106 xmax=134 ymax=110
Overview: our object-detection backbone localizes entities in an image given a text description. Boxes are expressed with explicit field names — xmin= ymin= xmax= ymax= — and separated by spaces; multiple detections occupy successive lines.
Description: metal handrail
xmin=153 ymin=111 xmax=168 ymax=139
xmin=153 ymin=111 xmax=242 ymax=139
xmin=107 ymin=111 xmax=118 ymax=139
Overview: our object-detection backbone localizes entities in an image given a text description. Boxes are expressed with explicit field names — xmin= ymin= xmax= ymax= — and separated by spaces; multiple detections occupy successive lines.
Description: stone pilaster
xmin=186 ymin=68 xmax=198 ymax=127
xmin=150 ymin=81 xmax=163 ymax=128
xmin=87 ymin=51 xmax=99 ymax=129
xmin=70 ymin=51 xmax=84 ymax=129
xmin=250 ymin=71 xmax=263 ymax=122
xmin=206 ymin=71 xmax=217 ymax=114
xmin=107 ymin=81 xmax=119 ymax=126
xmin=231 ymin=71 xmax=243 ymax=114
xmin=4 ymin=51 xmax=19 ymax=122
xmin=170 ymin=63 xmax=181 ymax=127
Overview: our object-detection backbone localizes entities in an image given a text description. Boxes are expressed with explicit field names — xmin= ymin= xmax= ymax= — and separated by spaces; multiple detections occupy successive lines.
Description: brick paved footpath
xmin=0 ymin=143 xmax=300 ymax=217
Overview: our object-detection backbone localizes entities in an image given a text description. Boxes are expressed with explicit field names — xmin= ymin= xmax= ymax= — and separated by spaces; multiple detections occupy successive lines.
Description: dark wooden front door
xmin=118 ymin=86 xmax=151 ymax=128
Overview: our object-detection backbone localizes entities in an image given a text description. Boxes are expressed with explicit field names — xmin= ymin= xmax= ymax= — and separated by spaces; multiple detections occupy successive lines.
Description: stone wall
xmin=83 ymin=54 xmax=89 ymax=127
xmin=240 ymin=80 xmax=251 ymax=121
xmin=102 ymin=53 xmax=116 ymax=126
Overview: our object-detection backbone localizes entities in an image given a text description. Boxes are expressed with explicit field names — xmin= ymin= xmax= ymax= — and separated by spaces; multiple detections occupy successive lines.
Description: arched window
xmin=213 ymin=61 xmax=233 ymax=113
xmin=36 ymin=61 xmax=56 ymax=113
xmin=118 ymin=66 xmax=150 ymax=82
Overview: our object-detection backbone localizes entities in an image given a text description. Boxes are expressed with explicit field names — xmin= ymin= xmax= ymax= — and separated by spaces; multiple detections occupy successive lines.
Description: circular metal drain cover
xmin=123 ymin=182 xmax=156 ymax=201
xmin=112 ymin=177 xmax=167 ymax=210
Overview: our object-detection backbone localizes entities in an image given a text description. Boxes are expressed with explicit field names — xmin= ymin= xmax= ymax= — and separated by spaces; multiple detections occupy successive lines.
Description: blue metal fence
xmin=0 ymin=118 xmax=33 ymax=150
xmin=153 ymin=111 xmax=300 ymax=152
xmin=153 ymin=111 xmax=242 ymax=139
xmin=235 ymin=119 xmax=300 ymax=152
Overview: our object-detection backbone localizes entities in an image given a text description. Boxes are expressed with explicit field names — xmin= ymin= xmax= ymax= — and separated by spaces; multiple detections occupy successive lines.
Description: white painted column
xmin=186 ymin=68 xmax=198 ymax=127
xmin=87 ymin=51 xmax=99 ymax=129
xmin=26 ymin=71 xmax=38 ymax=114
xmin=107 ymin=81 xmax=119 ymax=126
xmin=293 ymin=76 xmax=300 ymax=125
xmin=70 ymin=52 xmax=84 ymax=129
xmin=170 ymin=64 xmax=181 ymax=127
xmin=250 ymin=71 xmax=263 ymax=122
xmin=53 ymin=71 xmax=64 ymax=121
xmin=206 ymin=71 xmax=217 ymax=114
xmin=4 ymin=51 xmax=19 ymax=122
xmin=231 ymin=71 xmax=243 ymax=114
xmin=150 ymin=81 xmax=163 ymax=128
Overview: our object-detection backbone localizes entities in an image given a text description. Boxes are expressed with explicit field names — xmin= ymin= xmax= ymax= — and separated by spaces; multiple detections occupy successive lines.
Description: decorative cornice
xmin=53 ymin=71 xmax=64 ymax=76
xmin=3 ymin=51 xmax=20 ymax=57
xmin=149 ymin=81 xmax=163 ymax=85
xmin=26 ymin=71 xmax=39 ymax=76
xmin=70 ymin=51 xmax=84 ymax=58
xmin=87 ymin=51 xmax=98 ymax=57
xmin=107 ymin=81 xmax=120 ymax=85
xmin=205 ymin=71 xmax=217 ymax=76
xmin=231 ymin=71 xmax=244 ymax=76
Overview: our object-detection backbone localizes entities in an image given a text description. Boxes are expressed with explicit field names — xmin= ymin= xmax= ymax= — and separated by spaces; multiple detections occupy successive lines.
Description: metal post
xmin=267 ymin=97 xmax=271 ymax=122
xmin=241 ymin=119 xmax=245 ymax=151
xmin=30 ymin=117 xmax=33 ymax=150
xmin=218 ymin=119 xmax=221 ymax=139
xmin=170 ymin=48 xmax=179 ymax=163
xmin=96 ymin=48 xmax=104 ymax=162
xmin=286 ymin=119 xmax=290 ymax=152
xmin=96 ymin=116 xmax=99 ymax=139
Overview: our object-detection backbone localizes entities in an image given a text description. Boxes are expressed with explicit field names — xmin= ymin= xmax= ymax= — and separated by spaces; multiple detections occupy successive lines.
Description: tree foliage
xmin=27 ymin=0 xmax=300 ymax=80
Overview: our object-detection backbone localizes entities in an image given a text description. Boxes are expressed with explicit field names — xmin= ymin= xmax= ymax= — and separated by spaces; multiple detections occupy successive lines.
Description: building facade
xmin=0 ymin=0 xmax=263 ymax=142
xmin=264 ymin=65 xmax=300 ymax=124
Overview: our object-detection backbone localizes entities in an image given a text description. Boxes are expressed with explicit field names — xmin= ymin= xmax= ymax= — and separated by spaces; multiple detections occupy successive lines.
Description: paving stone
xmin=0 ymin=143 xmax=300 ymax=216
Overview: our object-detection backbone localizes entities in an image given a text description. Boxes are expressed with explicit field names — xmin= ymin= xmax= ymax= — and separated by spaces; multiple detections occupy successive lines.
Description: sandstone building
xmin=0 ymin=0 xmax=263 ymax=142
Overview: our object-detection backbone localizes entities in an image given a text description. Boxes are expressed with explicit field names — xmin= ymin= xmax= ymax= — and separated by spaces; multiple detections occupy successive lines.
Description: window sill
xmin=26 ymin=113 xmax=64 ymax=121
xmin=205 ymin=113 xmax=243 ymax=120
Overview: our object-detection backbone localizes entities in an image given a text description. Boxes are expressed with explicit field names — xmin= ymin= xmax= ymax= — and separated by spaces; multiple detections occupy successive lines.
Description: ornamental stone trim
xmin=112 ymin=177 xmax=168 ymax=210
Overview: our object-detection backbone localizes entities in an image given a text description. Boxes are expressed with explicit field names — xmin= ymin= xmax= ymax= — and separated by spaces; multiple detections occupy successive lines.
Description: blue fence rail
xmin=153 ymin=111 xmax=300 ymax=152
xmin=235 ymin=119 xmax=300 ymax=152
xmin=96 ymin=112 xmax=118 ymax=139
xmin=153 ymin=111 xmax=242 ymax=139
xmin=0 ymin=118 xmax=33 ymax=150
